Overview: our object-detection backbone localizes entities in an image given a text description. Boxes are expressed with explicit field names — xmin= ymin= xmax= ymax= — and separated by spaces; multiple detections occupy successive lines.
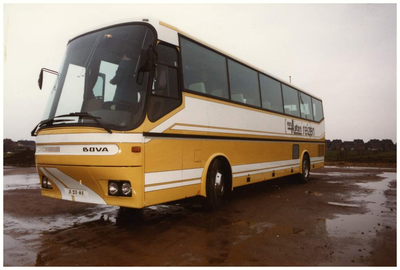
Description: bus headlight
xmin=46 ymin=180 xmax=53 ymax=189
xmin=41 ymin=176 xmax=53 ymax=189
xmin=108 ymin=181 xmax=132 ymax=197
xmin=121 ymin=182 xmax=132 ymax=196
xmin=108 ymin=182 xmax=119 ymax=196
xmin=41 ymin=176 xmax=48 ymax=188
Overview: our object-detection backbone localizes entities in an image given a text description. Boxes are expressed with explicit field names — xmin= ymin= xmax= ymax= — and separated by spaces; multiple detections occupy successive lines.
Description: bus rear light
xmin=108 ymin=181 xmax=132 ymax=197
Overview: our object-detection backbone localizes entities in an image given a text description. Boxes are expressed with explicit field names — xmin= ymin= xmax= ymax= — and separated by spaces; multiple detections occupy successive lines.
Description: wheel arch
xmin=300 ymin=150 xmax=310 ymax=174
xmin=200 ymin=153 xmax=232 ymax=197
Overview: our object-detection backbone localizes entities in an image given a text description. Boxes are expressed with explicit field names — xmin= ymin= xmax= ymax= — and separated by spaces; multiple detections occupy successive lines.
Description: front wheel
xmin=203 ymin=158 xmax=227 ymax=211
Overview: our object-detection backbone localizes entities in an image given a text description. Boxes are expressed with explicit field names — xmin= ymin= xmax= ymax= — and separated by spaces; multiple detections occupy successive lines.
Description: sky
xmin=2 ymin=3 xmax=397 ymax=143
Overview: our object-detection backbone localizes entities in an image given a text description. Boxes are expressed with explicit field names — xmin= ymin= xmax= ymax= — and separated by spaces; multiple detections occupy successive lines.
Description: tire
xmin=299 ymin=155 xmax=310 ymax=184
xmin=203 ymin=158 xmax=227 ymax=211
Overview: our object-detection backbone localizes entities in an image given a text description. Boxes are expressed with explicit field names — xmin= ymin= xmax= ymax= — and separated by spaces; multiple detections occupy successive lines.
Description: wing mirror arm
xmin=136 ymin=45 xmax=157 ymax=85
xmin=38 ymin=68 xmax=59 ymax=90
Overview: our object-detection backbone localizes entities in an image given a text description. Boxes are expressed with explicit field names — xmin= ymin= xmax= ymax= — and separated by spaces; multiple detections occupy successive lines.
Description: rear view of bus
xmin=33 ymin=19 xmax=325 ymax=211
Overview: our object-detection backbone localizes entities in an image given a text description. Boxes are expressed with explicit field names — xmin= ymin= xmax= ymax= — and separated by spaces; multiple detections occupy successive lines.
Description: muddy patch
xmin=3 ymin=167 xmax=396 ymax=266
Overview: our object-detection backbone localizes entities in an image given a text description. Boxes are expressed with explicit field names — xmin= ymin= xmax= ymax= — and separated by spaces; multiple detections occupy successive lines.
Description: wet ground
xmin=3 ymin=165 xmax=397 ymax=266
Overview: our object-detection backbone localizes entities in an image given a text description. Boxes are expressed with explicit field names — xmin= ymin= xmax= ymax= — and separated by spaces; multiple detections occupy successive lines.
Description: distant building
xmin=342 ymin=141 xmax=355 ymax=151
xmin=353 ymin=139 xmax=365 ymax=151
xmin=17 ymin=140 xmax=36 ymax=150
xmin=325 ymin=140 xmax=332 ymax=151
xmin=325 ymin=139 xmax=395 ymax=152
xmin=3 ymin=139 xmax=36 ymax=153
xmin=4 ymin=139 xmax=18 ymax=153
xmin=331 ymin=140 xmax=343 ymax=151
xmin=366 ymin=139 xmax=383 ymax=151
xmin=382 ymin=139 xmax=395 ymax=151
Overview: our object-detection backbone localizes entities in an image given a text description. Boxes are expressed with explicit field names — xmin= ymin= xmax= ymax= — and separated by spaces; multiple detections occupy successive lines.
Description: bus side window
xmin=180 ymin=37 xmax=229 ymax=99
xmin=282 ymin=84 xmax=300 ymax=118
xmin=148 ymin=43 xmax=181 ymax=122
xmin=259 ymin=74 xmax=283 ymax=113
xmin=312 ymin=97 xmax=324 ymax=122
xmin=228 ymin=59 xmax=260 ymax=107
xmin=299 ymin=92 xmax=313 ymax=120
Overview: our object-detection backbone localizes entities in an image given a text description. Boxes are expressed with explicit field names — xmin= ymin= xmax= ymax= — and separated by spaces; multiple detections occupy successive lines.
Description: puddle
xmin=4 ymin=205 xmax=118 ymax=266
xmin=326 ymin=181 xmax=342 ymax=184
xmin=324 ymin=166 xmax=392 ymax=170
xmin=3 ymin=173 xmax=40 ymax=190
xmin=231 ymin=221 xmax=304 ymax=245
xmin=4 ymin=169 xmax=396 ymax=266
xmin=306 ymin=191 xmax=323 ymax=196
xmin=327 ymin=202 xmax=361 ymax=208
xmin=312 ymin=171 xmax=371 ymax=178
xmin=326 ymin=172 xmax=396 ymax=263
xmin=4 ymin=171 xmax=118 ymax=267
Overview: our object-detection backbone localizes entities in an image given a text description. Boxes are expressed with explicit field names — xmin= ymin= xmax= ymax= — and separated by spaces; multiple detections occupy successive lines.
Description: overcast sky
xmin=3 ymin=3 xmax=397 ymax=143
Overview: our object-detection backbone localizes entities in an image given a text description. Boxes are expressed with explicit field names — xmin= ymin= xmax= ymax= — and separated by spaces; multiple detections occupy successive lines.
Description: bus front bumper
xmin=37 ymin=165 xmax=144 ymax=209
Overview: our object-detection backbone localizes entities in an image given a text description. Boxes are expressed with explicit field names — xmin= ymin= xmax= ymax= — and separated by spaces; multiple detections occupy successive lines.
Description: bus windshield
xmin=42 ymin=23 xmax=156 ymax=131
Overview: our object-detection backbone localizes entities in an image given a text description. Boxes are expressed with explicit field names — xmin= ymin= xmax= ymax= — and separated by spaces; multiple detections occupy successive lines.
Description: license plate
xmin=66 ymin=188 xmax=87 ymax=197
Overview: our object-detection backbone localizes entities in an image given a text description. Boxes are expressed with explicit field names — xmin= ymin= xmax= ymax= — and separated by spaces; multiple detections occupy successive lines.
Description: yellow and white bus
xmin=33 ymin=18 xmax=325 ymax=210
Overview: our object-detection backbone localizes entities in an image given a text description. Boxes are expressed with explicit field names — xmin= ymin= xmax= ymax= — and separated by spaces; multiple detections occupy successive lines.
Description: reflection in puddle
xmin=231 ymin=221 xmax=304 ymax=245
xmin=3 ymin=173 xmax=40 ymax=190
xmin=4 ymin=204 xmax=117 ymax=266
xmin=327 ymin=202 xmax=360 ymax=208
xmin=4 ymin=169 xmax=396 ymax=266
xmin=326 ymin=172 xmax=396 ymax=263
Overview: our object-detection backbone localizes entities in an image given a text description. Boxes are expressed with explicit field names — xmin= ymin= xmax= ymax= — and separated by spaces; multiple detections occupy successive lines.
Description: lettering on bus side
xmin=285 ymin=119 xmax=315 ymax=137
xmin=303 ymin=126 xmax=315 ymax=137
xmin=83 ymin=147 xmax=109 ymax=152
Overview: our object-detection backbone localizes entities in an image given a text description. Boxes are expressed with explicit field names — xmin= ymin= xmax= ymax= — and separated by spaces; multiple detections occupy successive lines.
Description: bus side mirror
xmin=38 ymin=68 xmax=59 ymax=90
xmin=136 ymin=45 xmax=156 ymax=85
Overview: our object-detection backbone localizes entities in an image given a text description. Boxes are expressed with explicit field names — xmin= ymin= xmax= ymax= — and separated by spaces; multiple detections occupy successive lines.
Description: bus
xmin=33 ymin=18 xmax=325 ymax=210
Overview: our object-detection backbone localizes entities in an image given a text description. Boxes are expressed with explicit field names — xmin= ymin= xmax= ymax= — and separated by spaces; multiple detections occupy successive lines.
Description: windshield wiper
xmin=31 ymin=118 xmax=74 ymax=136
xmin=57 ymin=112 xmax=113 ymax=134
xmin=31 ymin=112 xmax=112 ymax=136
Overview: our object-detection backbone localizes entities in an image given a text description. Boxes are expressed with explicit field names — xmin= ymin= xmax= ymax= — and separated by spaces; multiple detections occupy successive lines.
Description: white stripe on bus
xmin=36 ymin=133 xmax=144 ymax=144
xmin=145 ymin=168 xmax=203 ymax=185
xmin=145 ymin=179 xmax=201 ymax=192
xmin=144 ymin=157 xmax=326 ymax=193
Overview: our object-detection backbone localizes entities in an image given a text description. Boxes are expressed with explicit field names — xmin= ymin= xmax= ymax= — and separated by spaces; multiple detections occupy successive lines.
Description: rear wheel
xmin=204 ymin=158 xmax=227 ymax=211
xmin=299 ymin=155 xmax=310 ymax=184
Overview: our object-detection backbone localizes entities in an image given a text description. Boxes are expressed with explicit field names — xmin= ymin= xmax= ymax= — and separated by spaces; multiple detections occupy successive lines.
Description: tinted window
xmin=228 ymin=59 xmax=260 ymax=107
xmin=153 ymin=65 xmax=179 ymax=98
xmin=299 ymin=92 xmax=313 ymax=120
xmin=312 ymin=98 xmax=324 ymax=122
xmin=259 ymin=74 xmax=283 ymax=113
xmin=158 ymin=44 xmax=179 ymax=67
xmin=148 ymin=43 xmax=181 ymax=122
xmin=282 ymin=84 xmax=300 ymax=117
xmin=180 ymin=37 xmax=229 ymax=99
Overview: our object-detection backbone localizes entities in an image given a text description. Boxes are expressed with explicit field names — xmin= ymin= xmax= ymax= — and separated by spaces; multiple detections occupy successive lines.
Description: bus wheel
xmin=204 ymin=158 xmax=226 ymax=211
xmin=299 ymin=155 xmax=310 ymax=184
